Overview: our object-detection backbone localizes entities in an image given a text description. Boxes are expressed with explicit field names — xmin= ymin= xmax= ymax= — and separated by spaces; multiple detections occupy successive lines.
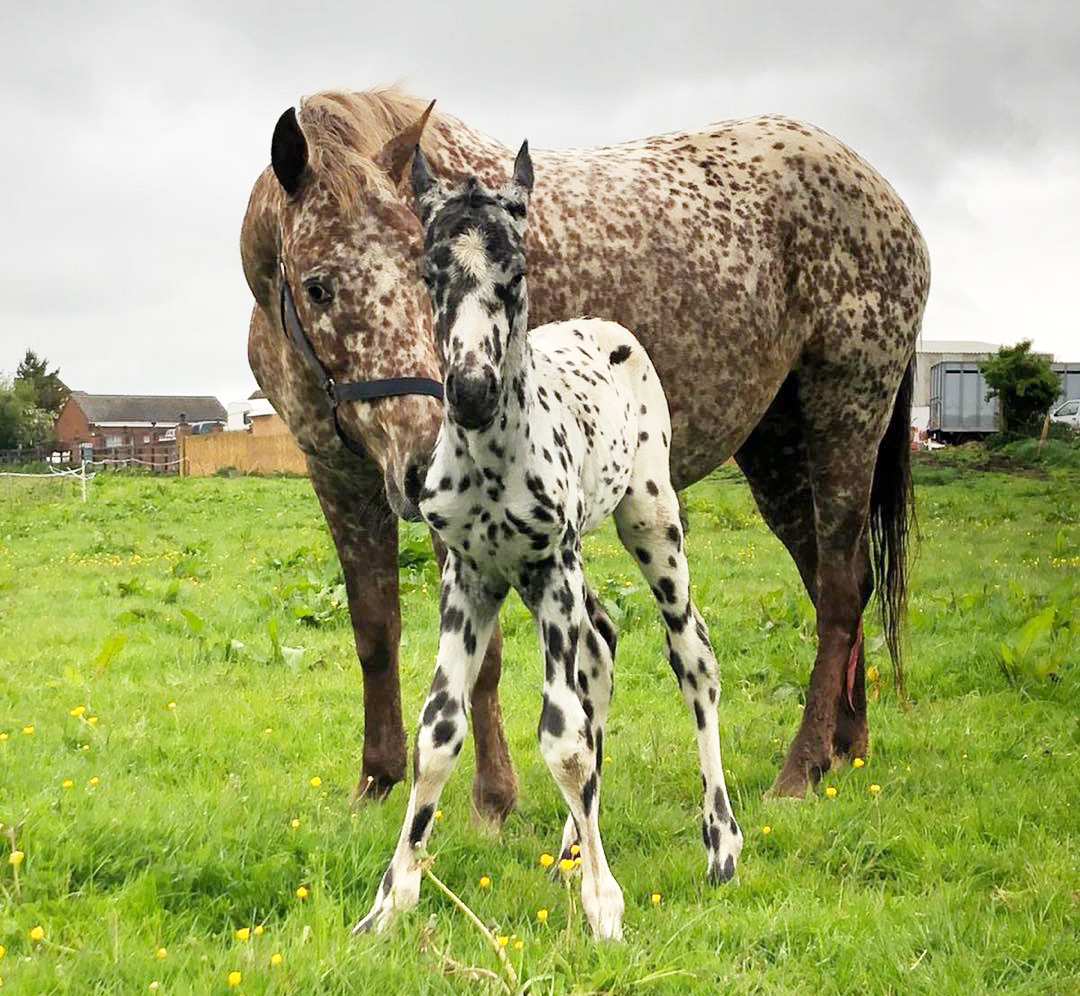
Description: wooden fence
xmin=180 ymin=431 xmax=307 ymax=477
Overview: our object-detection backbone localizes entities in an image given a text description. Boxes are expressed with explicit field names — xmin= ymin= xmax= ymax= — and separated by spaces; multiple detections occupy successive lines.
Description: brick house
xmin=54 ymin=392 xmax=226 ymax=452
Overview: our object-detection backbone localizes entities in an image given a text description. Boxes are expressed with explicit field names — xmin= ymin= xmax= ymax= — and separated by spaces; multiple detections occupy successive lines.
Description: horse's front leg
xmin=429 ymin=533 xmax=518 ymax=823
xmin=307 ymin=455 xmax=406 ymax=801
xmin=526 ymin=555 xmax=624 ymax=941
xmin=354 ymin=554 xmax=503 ymax=934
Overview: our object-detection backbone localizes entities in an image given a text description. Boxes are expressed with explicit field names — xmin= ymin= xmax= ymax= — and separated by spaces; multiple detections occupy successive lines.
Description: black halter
xmin=276 ymin=256 xmax=443 ymax=459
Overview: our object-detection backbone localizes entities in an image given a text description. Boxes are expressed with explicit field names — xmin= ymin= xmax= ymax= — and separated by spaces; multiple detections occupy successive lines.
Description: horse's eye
xmin=304 ymin=278 xmax=333 ymax=306
xmin=508 ymin=272 xmax=525 ymax=289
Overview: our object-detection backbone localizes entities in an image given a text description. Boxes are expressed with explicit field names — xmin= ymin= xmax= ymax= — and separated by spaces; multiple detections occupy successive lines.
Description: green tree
xmin=15 ymin=349 xmax=69 ymax=416
xmin=0 ymin=375 xmax=54 ymax=449
xmin=979 ymin=340 xmax=1061 ymax=436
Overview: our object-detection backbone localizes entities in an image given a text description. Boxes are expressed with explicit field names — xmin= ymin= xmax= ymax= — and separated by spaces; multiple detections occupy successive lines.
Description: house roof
xmin=69 ymin=392 xmax=226 ymax=425
xmin=916 ymin=340 xmax=1002 ymax=355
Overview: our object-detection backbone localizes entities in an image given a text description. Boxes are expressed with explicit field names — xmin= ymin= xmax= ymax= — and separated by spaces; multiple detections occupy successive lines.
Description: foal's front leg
xmin=527 ymin=557 xmax=624 ymax=940
xmin=354 ymin=554 xmax=502 ymax=934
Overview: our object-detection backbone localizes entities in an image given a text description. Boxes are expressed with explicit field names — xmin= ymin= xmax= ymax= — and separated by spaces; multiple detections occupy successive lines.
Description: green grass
xmin=0 ymin=453 xmax=1077 ymax=995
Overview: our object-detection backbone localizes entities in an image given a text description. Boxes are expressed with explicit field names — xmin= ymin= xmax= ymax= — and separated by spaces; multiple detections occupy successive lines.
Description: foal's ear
xmin=512 ymin=139 xmax=533 ymax=195
xmin=411 ymin=145 xmax=437 ymax=199
xmin=377 ymin=99 xmax=436 ymax=187
xmin=271 ymin=107 xmax=309 ymax=197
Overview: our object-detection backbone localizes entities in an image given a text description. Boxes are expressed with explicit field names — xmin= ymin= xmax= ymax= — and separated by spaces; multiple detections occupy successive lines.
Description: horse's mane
xmin=297 ymin=88 xmax=438 ymax=212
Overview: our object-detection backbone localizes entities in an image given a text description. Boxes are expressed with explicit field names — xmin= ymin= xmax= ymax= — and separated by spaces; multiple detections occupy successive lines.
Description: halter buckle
xmin=325 ymin=378 xmax=338 ymax=404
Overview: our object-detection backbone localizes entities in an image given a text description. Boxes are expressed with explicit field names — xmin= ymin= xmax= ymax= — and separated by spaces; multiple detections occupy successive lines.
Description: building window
xmin=143 ymin=434 xmax=151 ymax=443
xmin=105 ymin=435 xmax=123 ymax=448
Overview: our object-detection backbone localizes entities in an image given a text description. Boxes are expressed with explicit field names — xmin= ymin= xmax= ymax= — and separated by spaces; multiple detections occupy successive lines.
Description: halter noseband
xmin=276 ymin=255 xmax=443 ymax=460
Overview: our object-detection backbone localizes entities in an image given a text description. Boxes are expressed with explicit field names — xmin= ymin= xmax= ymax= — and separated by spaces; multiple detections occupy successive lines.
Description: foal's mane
xmin=297 ymin=88 xmax=440 ymax=212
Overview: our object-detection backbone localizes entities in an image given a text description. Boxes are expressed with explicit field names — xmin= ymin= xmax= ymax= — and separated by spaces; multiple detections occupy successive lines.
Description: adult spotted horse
xmin=240 ymin=88 xmax=929 ymax=812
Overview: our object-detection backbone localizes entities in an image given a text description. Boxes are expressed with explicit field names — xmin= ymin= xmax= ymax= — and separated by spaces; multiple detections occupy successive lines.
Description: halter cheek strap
xmin=275 ymin=254 xmax=443 ymax=460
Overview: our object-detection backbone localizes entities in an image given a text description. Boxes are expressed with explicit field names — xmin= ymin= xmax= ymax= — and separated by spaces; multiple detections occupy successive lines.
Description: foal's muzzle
xmin=446 ymin=368 xmax=498 ymax=430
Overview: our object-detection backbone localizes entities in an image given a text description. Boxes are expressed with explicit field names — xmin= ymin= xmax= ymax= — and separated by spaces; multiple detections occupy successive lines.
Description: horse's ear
xmin=378 ymin=99 xmax=436 ymax=186
xmin=512 ymin=139 xmax=533 ymax=195
xmin=271 ymin=107 xmax=309 ymax=197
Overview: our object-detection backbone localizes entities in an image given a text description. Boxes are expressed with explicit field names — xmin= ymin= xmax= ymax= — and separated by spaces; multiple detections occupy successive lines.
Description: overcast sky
xmin=2 ymin=1 xmax=1077 ymax=405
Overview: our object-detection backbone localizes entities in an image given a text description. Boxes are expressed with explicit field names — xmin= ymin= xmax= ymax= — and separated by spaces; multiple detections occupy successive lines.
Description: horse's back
xmin=518 ymin=116 xmax=928 ymax=486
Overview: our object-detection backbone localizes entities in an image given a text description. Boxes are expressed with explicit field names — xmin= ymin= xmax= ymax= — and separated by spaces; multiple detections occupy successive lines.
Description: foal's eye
xmin=508 ymin=272 xmax=525 ymax=289
xmin=304 ymin=278 xmax=333 ymax=306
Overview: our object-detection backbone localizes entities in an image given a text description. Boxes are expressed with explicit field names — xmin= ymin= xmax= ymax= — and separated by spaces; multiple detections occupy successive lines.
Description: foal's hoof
xmin=470 ymin=775 xmax=518 ymax=829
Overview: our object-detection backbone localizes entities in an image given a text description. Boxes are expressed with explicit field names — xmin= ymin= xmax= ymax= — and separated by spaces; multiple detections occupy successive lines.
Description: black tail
xmin=869 ymin=359 xmax=916 ymax=697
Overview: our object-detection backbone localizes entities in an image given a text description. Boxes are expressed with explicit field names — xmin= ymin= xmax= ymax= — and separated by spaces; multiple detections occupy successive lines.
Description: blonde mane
xmin=297 ymin=88 xmax=439 ymax=213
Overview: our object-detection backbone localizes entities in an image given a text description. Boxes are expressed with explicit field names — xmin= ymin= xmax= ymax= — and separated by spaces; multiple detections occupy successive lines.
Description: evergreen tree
xmin=979 ymin=341 xmax=1061 ymax=436
xmin=15 ymin=349 xmax=69 ymax=416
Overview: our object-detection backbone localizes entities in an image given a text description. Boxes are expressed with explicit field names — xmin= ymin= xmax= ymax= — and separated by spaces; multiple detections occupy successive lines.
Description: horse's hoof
xmin=470 ymin=776 xmax=518 ymax=828
xmin=768 ymin=769 xmax=814 ymax=799
xmin=349 ymin=774 xmax=398 ymax=807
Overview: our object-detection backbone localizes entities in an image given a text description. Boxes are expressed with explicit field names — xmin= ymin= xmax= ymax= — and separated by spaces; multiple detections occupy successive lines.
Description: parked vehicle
xmin=928 ymin=361 xmax=999 ymax=441
xmin=1050 ymin=398 xmax=1080 ymax=429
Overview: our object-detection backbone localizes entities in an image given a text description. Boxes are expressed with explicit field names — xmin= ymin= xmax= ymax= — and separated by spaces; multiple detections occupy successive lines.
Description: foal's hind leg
xmin=554 ymin=587 xmax=616 ymax=866
xmin=615 ymin=481 xmax=742 ymax=883
xmin=525 ymin=557 xmax=624 ymax=940
xmin=354 ymin=553 xmax=502 ymax=934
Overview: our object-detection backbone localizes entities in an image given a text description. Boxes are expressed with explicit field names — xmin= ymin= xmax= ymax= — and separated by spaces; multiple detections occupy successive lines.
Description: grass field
xmin=1 ymin=447 xmax=1077 ymax=994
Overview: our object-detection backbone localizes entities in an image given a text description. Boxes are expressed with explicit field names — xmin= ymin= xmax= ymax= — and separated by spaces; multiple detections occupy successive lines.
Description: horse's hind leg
xmin=614 ymin=476 xmax=742 ymax=884
xmin=770 ymin=341 xmax=907 ymax=797
xmin=736 ymin=374 xmax=869 ymax=767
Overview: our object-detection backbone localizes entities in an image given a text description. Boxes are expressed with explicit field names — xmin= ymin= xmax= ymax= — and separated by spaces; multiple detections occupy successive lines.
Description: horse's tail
xmin=869 ymin=358 xmax=916 ymax=697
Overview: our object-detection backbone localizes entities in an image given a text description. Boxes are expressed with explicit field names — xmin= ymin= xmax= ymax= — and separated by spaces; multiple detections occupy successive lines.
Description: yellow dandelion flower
xmin=604 ymin=754 xmax=613 ymax=764
xmin=761 ymin=825 xmax=772 ymax=836
xmin=514 ymin=938 xmax=524 ymax=951
xmin=479 ymin=875 xmax=491 ymax=888
xmin=62 ymin=779 xmax=74 ymax=790
xmin=290 ymin=818 xmax=300 ymax=829
xmin=270 ymin=952 xmax=283 ymax=967
xmin=89 ymin=776 xmax=100 ymax=787
xmin=309 ymin=776 xmax=321 ymax=788
xmin=295 ymin=885 xmax=309 ymax=900
xmin=0 ymin=732 xmax=8 ymax=741
xmin=0 ymin=943 xmax=5 ymax=959
xmin=538 ymin=853 xmax=555 ymax=868
xmin=536 ymin=908 xmax=549 ymax=922
xmin=227 ymin=970 xmax=242 ymax=987
xmin=650 ymin=892 xmax=661 ymax=905
xmin=869 ymin=783 xmax=881 ymax=794
xmin=264 ymin=727 xmax=273 ymax=735
xmin=166 ymin=702 xmax=177 ymax=711
xmin=87 ymin=716 xmax=99 ymax=726
xmin=569 ymin=844 xmax=580 ymax=856
xmin=852 ymin=757 xmax=864 ymax=769
xmin=9 ymin=851 xmax=24 ymax=867
xmin=22 ymin=726 xmax=34 ymax=736
xmin=558 ymin=858 xmax=576 ymax=874
xmin=497 ymin=935 xmax=509 ymax=948
xmin=434 ymin=809 xmax=443 ymax=821
xmin=155 ymin=947 xmax=167 ymax=960
xmin=253 ymin=925 xmax=264 ymax=936
xmin=825 ymin=786 xmax=838 ymax=799
xmin=70 ymin=705 xmax=87 ymax=718
xmin=30 ymin=925 xmax=45 ymax=942
xmin=235 ymin=927 xmax=250 ymax=941
xmin=866 ymin=666 xmax=879 ymax=681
